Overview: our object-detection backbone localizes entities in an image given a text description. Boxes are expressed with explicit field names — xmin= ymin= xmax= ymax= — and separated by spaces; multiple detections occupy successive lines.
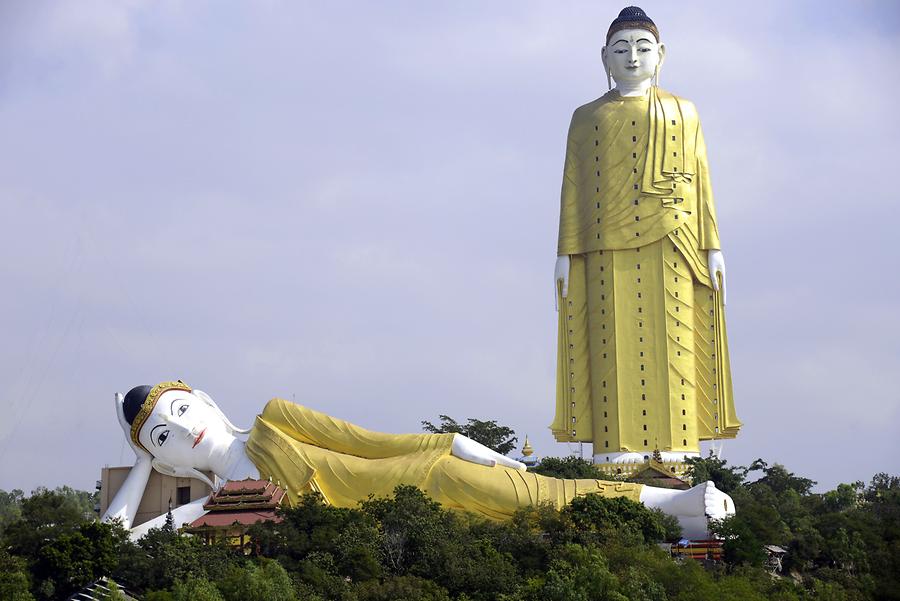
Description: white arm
xmin=554 ymin=255 xmax=570 ymax=311
xmin=101 ymin=458 xmax=152 ymax=528
xmin=127 ymin=495 xmax=211 ymax=541
xmin=707 ymin=250 xmax=726 ymax=306
xmin=102 ymin=392 xmax=153 ymax=529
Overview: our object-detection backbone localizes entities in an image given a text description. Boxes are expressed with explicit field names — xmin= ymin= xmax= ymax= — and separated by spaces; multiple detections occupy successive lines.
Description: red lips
xmin=192 ymin=428 xmax=207 ymax=448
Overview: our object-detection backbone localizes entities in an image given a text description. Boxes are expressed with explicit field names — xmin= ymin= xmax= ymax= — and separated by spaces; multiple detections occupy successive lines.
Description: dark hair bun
xmin=123 ymin=385 xmax=153 ymax=425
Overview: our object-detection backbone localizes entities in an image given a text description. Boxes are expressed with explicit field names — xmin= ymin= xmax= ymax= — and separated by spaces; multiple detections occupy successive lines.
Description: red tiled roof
xmin=189 ymin=509 xmax=282 ymax=528
xmin=201 ymin=479 xmax=286 ymax=511
xmin=186 ymin=478 xmax=286 ymax=530
xmin=220 ymin=479 xmax=273 ymax=494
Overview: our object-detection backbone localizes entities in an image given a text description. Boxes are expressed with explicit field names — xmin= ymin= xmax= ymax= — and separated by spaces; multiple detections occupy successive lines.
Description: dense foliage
xmin=685 ymin=455 xmax=900 ymax=600
xmin=421 ymin=415 xmax=518 ymax=455
xmin=529 ymin=455 xmax=607 ymax=479
xmin=1 ymin=460 xmax=897 ymax=600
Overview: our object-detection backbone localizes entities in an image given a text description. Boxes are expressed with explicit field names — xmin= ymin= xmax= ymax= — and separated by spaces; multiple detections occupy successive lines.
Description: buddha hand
xmin=707 ymin=250 xmax=726 ymax=306
xmin=451 ymin=434 xmax=526 ymax=471
xmin=554 ymin=255 xmax=570 ymax=310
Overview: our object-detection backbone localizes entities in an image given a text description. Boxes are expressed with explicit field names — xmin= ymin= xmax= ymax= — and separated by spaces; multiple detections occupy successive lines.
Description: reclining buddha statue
xmin=102 ymin=381 xmax=734 ymax=539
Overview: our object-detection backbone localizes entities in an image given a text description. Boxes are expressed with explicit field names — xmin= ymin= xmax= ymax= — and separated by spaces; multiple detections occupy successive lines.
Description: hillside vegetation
xmin=0 ymin=456 xmax=897 ymax=600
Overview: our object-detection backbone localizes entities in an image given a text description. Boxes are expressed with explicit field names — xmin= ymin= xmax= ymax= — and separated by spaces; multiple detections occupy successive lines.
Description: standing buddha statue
xmin=551 ymin=7 xmax=742 ymax=465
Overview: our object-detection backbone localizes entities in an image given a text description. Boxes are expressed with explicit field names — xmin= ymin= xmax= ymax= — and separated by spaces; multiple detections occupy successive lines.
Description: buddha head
xmin=116 ymin=381 xmax=248 ymax=487
xmin=602 ymin=6 xmax=665 ymax=89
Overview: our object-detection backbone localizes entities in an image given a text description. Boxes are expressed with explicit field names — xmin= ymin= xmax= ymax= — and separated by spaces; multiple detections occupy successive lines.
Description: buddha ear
xmin=151 ymin=459 xmax=217 ymax=490
xmin=193 ymin=389 xmax=251 ymax=434
xmin=601 ymin=47 xmax=612 ymax=90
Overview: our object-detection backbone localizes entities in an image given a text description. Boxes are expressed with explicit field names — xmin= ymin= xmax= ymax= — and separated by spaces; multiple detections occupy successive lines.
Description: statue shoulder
xmin=570 ymin=92 xmax=617 ymax=123
xmin=566 ymin=92 xmax=619 ymax=141
xmin=658 ymin=88 xmax=702 ymax=123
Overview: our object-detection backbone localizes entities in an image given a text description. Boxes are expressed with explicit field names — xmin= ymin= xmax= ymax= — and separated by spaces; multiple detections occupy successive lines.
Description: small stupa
xmin=519 ymin=435 xmax=538 ymax=467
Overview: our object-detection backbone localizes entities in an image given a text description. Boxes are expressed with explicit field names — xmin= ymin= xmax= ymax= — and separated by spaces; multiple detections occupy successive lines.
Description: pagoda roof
xmin=201 ymin=478 xmax=286 ymax=512
xmin=186 ymin=478 xmax=285 ymax=529
xmin=628 ymin=459 xmax=691 ymax=489
xmin=189 ymin=509 xmax=281 ymax=528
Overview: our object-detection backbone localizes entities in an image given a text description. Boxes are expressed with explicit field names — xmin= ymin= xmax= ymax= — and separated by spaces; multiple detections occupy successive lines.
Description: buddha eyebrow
xmin=169 ymin=398 xmax=186 ymax=413
xmin=149 ymin=424 xmax=165 ymax=446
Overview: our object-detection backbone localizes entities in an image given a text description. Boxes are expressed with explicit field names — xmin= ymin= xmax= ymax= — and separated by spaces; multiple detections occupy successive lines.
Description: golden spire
xmin=521 ymin=435 xmax=534 ymax=458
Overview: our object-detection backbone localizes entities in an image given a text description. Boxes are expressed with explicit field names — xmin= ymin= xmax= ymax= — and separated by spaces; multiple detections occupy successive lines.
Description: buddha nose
xmin=629 ymin=46 xmax=639 ymax=64
xmin=162 ymin=413 xmax=199 ymax=437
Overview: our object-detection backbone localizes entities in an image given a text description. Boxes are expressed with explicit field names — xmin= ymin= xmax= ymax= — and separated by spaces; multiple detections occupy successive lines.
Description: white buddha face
xmin=137 ymin=389 xmax=231 ymax=471
xmin=603 ymin=28 xmax=665 ymax=86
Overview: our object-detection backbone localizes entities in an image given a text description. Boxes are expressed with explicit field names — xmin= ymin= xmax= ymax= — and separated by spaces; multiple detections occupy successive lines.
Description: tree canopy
xmin=2 ymin=460 xmax=898 ymax=600
xmin=421 ymin=415 xmax=518 ymax=455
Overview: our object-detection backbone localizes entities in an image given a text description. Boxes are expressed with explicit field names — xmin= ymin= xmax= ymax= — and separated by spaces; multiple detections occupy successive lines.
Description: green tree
xmin=114 ymin=525 xmax=239 ymax=592
xmin=360 ymin=486 xmax=453 ymax=575
xmin=172 ymin=576 xmax=223 ymax=601
xmin=709 ymin=515 xmax=767 ymax=567
xmin=0 ymin=548 xmax=34 ymax=601
xmin=477 ymin=503 xmax=567 ymax=577
xmin=517 ymin=544 xmax=623 ymax=601
xmin=823 ymin=482 xmax=863 ymax=513
xmin=564 ymin=494 xmax=681 ymax=544
xmin=3 ymin=487 xmax=95 ymax=560
xmin=529 ymin=455 xmax=604 ymax=479
xmin=31 ymin=520 xmax=130 ymax=599
xmin=248 ymin=491 xmax=382 ymax=583
xmin=684 ymin=452 xmax=747 ymax=493
xmin=747 ymin=460 xmax=816 ymax=496
xmin=216 ymin=560 xmax=296 ymax=601
xmin=355 ymin=575 xmax=451 ymax=601
xmin=421 ymin=415 xmax=517 ymax=455
xmin=0 ymin=489 xmax=24 ymax=536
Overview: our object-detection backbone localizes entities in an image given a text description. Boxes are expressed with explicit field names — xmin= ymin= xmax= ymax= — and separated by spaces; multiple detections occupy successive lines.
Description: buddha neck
xmin=208 ymin=434 xmax=259 ymax=481
xmin=615 ymin=78 xmax=652 ymax=97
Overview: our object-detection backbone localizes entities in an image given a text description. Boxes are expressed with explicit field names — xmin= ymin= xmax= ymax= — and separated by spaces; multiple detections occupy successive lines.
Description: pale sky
xmin=1 ymin=1 xmax=898 ymax=495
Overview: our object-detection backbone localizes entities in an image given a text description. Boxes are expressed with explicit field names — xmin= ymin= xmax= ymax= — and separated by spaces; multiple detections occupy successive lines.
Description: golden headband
xmin=130 ymin=380 xmax=192 ymax=451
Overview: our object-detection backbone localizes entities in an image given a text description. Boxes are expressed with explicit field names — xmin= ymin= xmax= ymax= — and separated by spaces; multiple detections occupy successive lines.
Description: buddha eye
xmin=177 ymin=404 xmax=189 ymax=417
xmin=157 ymin=429 xmax=170 ymax=446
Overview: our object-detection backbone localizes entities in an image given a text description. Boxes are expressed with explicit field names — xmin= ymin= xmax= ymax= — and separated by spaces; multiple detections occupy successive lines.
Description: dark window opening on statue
xmin=176 ymin=486 xmax=190 ymax=506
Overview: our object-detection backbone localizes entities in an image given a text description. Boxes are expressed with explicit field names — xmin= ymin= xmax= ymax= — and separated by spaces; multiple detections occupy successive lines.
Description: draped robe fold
xmin=246 ymin=398 xmax=641 ymax=520
xmin=551 ymin=88 xmax=741 ymax=457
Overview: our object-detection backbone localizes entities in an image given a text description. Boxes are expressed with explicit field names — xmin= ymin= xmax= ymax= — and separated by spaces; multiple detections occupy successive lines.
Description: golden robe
xmin=246 ymin=398 xmax=640 ymax=520
xmin=551 ymin=88 xmax=741 ymax=457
